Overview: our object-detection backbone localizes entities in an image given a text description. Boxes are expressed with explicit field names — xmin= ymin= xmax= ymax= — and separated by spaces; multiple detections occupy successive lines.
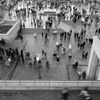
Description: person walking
xmin=62 ymin=88 xmax=68 ymax=100
xmin=79 ymin=88 xmax=90 ymax=100
xmin=82 ymin=71 xmax=86 ymax=80
xmin=41 ymin=32 xmax=43 ymax=38
xmin=28 ymin=58 xmax=32 ymax=69
xmin=77 ymin=71 xmax=82 ymax=80
xmin=42 ymin=49 xmax=45 ymax=58
xmin=38 ymin=59 xmax=42 ymax=79
xmin=46 ymin=60 xmax=50 ymax=71
xmin=15 ymin=48 xmax=19 ymax=58
xmin=20 ymin=50 xmax=24 ymax=64
xmin=45 ymin=52 xmax=47 ymax=59
xmin=73 ymin=60 xmax=78 ymax=72
xmin=33 ymin=56 xmax=37 ymax=69
xmin=23 ymin=22 xmax=25 ymax=28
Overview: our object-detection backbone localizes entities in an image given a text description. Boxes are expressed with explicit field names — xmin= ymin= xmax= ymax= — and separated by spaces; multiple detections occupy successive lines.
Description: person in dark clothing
xmin=33 ymin=56 xmax=37 ymax=68
xmin=38 ymin=71 xmax=42 ymax=79
xmin=56 ymin=55 xmax=60 ymax=62
xmin=23 ymin=22 xmax=25 ymax=28
xmin=42 ymin=49 xmax=45 ymax=57
xmin=44 ymin=52 xmax=47 ymax=59
xmin=82 ymin=71 xmax=86 ymax=80
xmin=5 ymin=49 xmax=8 ymax=57
xmin=95 ymin=29 xmax=98 ymax=35
xmin=15 ymin=48 xmax=19 ymax=57
xmin=9 ymin=48 xmax=12 ymax=57
xmin=45 ymin=33 xmax=48 ymax=40
xmin=41 ymin=32 xmax=43 ymax=38
xmin=53 ymin=50 xmax=57 ymax=58
xmin=25 ymin=51 xmax=30 ymax=60
xmin=80 ymin=87 xmax=90 ymax=100
xmin=46 ymin=60 xmax=50 ymax=70
xmin=56 ymin=44 xmax=60 ymax=51
xmin=11 ymin=50 xmax=15 ymax=60
xmin=8 ymin=49 xmax=10 ymax=57
xmin=73 ymin=61 xmax=78 ymax=71
xmin=28 ymin=58 xmax=32 ymax=68
xmin=64 ymin=32 xmax=67 ymax=41
xmin=20 ymin=50 xmax=24 ymax=64
xmin=62 ymin=88 xmax=68 ymax=100
xmin=38 ymin=59 xmax=42 ymax=69
xmin=77 ymin=71 xmax=82 ymax=80
xmin=0 ymin=54 xmax=3 ymax=60
xmin=1 ymin=48 xmax=4 ymax=55
xmin=38 ymin=59 xmax=42 ymax=79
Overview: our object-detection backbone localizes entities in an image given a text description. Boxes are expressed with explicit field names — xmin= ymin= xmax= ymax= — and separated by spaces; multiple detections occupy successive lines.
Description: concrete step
xmin=2 ymin=67 xmax=10 ymax=80
xmin=6 ymin=59 xmax=19 ymax=80
xmin=0 ymin=58 xmax=8 ymax=79
xmin=0 ymin=40 xmax=27 ymax=80
xmin=0 ymin=56 xmax=8 ymax=71
xmin=0 ymin=66 xmax=8 ymax=79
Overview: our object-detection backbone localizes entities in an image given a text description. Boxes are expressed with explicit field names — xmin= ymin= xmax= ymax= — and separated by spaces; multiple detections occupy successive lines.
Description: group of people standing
xmin=0 ymin=46 xmax=22 ymax=67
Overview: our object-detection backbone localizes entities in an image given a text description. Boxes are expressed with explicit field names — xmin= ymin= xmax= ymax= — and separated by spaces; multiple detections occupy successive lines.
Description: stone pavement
xmin=0 ymin=90 xmax=100 ymax=100
xmin=11 ymin=27 xmax=91 ymax=80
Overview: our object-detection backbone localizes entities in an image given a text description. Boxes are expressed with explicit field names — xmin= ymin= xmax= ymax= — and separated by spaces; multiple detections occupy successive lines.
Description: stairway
xmin=0 ymin=57 xmax=8 ymax=79
xmin=0 ymin=58 xmax=18 ymax=80
xmin=0 ymin=38 xmax=27 ymax=80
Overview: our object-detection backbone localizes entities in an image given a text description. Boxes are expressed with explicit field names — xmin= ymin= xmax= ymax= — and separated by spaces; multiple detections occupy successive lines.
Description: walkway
xmin=11 ymin=27 xmax=90 ymax=80
xmin=0 ymin=90 xmax=100 ymax=100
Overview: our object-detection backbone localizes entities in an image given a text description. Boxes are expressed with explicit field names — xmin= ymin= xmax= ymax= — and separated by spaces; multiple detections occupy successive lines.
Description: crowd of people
xmin=6 ymin=0 xmax=100 ymax=30
xmin=0 ymin=46 xmax=19 ymax=67
xmin=0 ymin=0 xmax=100 ymax=80
xmin=15 ymin=0 xmax=100 ymax=80
xmin=0 ymin=0 xmax=99 ymax=99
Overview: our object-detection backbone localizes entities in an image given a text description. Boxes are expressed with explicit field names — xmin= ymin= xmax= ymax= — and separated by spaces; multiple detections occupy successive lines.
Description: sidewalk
xmin=0 ymin=90 xmax=100 ymax=100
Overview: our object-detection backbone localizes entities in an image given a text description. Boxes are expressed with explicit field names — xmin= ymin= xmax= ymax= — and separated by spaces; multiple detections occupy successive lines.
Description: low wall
xmin=0 ymin=33 xmax=8 ymax=41
xmin=0 ymin=81 xmax=100 ymax=90
xmin=0 ymin=20 xmax=20 ymax=42
xmin=0 ymin=20 xmax=9 ymax=40
xmin=7 ymin=20 xmax=20 ymax=42
xmin=59 ymin=21 xmax=71 ymax=32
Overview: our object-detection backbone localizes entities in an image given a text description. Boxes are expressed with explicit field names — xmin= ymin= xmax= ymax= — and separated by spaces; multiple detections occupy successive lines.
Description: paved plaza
xmin=12 ymin=27 xmax=91 ymax=80
xmin=0 ymin=0 xmax=100 ymax=80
